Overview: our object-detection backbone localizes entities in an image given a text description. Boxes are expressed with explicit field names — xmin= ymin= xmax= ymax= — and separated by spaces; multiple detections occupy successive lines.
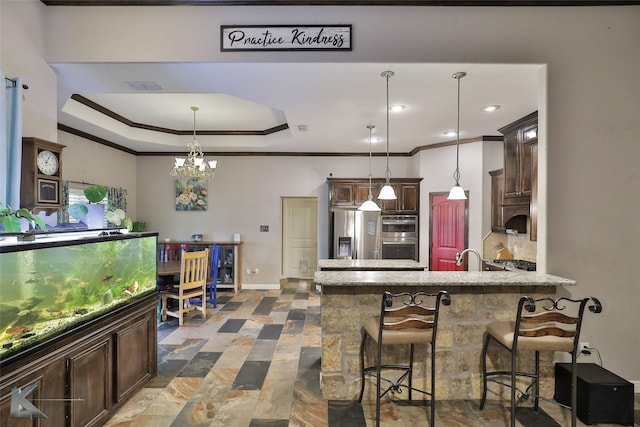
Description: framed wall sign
xmin=221 ymin=25 xmax=352 ymax=51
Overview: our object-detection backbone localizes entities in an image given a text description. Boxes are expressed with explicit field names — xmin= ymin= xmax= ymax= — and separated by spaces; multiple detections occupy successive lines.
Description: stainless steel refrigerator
xmin=330 ymin=208 xmax=381 ymax=259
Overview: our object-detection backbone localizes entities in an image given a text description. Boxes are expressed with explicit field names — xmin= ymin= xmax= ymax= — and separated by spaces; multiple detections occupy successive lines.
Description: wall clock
xmin=37 ymin=150 xmax=60 ymax=176
xmin=21 ymin=137 xmax=66 ymax=213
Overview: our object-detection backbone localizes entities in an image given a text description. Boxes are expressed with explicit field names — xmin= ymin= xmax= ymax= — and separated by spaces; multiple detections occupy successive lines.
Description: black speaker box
xmin=554 ymin=363 xmax=634 ymax=425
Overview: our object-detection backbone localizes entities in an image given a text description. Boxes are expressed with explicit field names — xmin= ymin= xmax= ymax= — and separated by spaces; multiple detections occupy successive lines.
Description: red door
xmin=430 ymin=193 xmax=467 ymax=271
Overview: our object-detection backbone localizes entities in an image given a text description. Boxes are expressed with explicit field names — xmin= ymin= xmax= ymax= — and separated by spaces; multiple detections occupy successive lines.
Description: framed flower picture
xmin=175 ymin=179 xmax=208 ymax=211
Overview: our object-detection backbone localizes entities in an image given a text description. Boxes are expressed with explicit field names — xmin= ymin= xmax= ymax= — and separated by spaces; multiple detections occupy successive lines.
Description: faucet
xmin=455 ymin=248 xmax=483 ymax=271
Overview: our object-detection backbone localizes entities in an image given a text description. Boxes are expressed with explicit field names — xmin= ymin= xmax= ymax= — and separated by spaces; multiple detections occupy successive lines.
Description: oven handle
xmin=381 ymin=220 xmax=417 ymax=225
xmin=381 ymin=240 xmax=418 ymax=245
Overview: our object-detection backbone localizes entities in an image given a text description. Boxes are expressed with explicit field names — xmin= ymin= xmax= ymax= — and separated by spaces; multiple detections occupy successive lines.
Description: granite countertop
xmin=317 ymin=259 xmax=426 ymax=270
xmin=313 ymin=270 xmax=575 ymax=287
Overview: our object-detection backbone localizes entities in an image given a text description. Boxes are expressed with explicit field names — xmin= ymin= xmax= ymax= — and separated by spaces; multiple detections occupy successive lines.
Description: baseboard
xmin=241 ymin=283 xmax=281 ymax=290
xmin=631 ymin=380 xmax=640 ymax=394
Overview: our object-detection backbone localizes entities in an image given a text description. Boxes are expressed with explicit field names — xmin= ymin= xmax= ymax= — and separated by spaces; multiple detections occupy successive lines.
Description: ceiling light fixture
xmin=390 ymin=104 xmax=406 ymax=112
xmin=170 ymin=106 xmax=217 ymax=181
xmin=359 ymin=125 xmax=382 ymax=212
xmin=482 ymin=105 xmax=500 ymax=112
xmin=447 ymin=71 xmax=467 ymax=200
xmin=378 ymin=71 xmax=397 ymax=201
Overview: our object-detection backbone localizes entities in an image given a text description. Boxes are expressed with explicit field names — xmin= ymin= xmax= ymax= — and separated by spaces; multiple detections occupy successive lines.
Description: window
xmin=68 ymin=185 xmax=108 ymax=228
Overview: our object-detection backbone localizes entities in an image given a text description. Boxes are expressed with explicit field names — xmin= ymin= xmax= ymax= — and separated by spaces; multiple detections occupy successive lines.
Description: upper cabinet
xmin=494 ymin=111 xmax=538 ymax=240
xmin=327 ymin=178 xmax=422 ymax=215
xmin=498 ymin=111 xmax=538 ymax=205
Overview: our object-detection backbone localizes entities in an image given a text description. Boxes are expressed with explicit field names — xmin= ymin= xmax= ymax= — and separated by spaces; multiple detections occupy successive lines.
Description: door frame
xmin=428 ymin=191 xmax=469 ymax=270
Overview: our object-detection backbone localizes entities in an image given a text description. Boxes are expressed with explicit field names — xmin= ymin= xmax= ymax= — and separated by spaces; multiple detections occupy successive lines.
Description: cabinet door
xmin=114 ymin=316 xmax=156 ymax=402
xmin=503 ymin=129 xmax=521 ymax=198
xmin=329 ymin=183 xmax=355 ymax=206
xmin=68 ymin=338 xmax=111 ymax=427
xmin=398 ymin=184 xmax=418 ymax=214
xmin=490 ymin=169 xmax=505 ymax=232
xmin=354 ymin=183 xmax=373 ymax=205
xmin=529 ymin=142 xmax=538 ymax=241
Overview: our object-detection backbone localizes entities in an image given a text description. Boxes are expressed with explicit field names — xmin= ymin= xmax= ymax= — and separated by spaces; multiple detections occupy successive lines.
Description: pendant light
xmin=447 ymin=71 xmax=467 ymax=200
xmin=378 ymin=71 xmax=397 ymax=200
xmin=170 ymin=106 xmax=218 ymax=181
xmin=359 ymin=125 xmax=381 ymax=211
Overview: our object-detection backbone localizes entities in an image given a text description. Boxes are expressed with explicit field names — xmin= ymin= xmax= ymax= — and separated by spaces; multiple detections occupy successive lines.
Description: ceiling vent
xmin=126 ymin=81 xmax=163 ymax=91
xmin=297 ymin=124 xmax=308 ymax=132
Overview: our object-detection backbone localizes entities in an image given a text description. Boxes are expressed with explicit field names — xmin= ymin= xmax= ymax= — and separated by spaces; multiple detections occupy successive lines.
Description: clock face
xmin=37 ymin=150 xmax=59 ymax=176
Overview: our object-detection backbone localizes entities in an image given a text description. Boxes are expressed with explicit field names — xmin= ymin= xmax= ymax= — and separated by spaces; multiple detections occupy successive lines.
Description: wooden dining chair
xmin=188 ymin=244 xmax=221 ymax=308
xmin=160 ymin=248 xmax=208 ymax=326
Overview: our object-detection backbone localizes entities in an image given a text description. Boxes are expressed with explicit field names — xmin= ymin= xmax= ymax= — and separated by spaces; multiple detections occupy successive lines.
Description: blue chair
xmin=206 ymin=244 xmax=221 ymax=307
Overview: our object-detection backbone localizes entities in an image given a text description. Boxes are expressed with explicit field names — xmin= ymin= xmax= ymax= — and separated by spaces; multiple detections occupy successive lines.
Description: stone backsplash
xmin=482 ymin=231 xmax=537 ymax=262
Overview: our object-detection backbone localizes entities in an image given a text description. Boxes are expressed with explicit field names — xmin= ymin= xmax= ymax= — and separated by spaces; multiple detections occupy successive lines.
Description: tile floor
xmin=105 ymin=279 xmax=639 ymax=427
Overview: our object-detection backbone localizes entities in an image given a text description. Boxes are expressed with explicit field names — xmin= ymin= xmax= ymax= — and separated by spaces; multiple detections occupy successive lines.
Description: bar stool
xmin=479 ymin=295 xmax=602 ymax=427
xmin=358 ymin=290 xmax=451 ymax=427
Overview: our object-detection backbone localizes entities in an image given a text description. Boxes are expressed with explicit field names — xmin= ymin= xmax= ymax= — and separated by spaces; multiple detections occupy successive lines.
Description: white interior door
xmin=281 ymin=197 xmax=318 ymax=279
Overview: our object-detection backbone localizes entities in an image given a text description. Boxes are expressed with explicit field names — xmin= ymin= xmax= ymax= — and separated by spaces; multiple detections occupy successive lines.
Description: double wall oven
xmin=380 ymin=215 xmax=418 ymax=260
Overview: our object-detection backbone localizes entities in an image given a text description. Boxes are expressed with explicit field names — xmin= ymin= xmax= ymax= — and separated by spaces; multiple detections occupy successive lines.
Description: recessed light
xmin=389 ymin=104 xmax=406 ymax=112
xmin=482 ymin=105 xmax=500 ymax=112
xmin=444 ymin=131 xmax=457 ymax=138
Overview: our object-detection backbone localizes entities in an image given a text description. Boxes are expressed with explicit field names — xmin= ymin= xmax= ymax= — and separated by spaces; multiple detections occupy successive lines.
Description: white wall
xmin=136 ymin=154 xmax=409 ymax=285
xmin=1 ymin=1 xmax=57 ymax=142
xmin=3 ymin=0 xmax=639 ymax=386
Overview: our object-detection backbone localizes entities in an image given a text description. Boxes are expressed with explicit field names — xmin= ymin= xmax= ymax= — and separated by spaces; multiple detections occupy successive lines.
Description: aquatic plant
xmin=0 ymin=203 xmax=47 ymax=232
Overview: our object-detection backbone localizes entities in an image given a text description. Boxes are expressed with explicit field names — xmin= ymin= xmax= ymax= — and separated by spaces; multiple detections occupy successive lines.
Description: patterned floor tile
xmin=107 ymin=280 xmax=639 ymax=427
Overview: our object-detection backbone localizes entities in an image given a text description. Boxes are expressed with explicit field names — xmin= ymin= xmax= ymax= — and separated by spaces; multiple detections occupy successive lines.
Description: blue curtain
xmin=1 ymin=70 xmax=23 ymax=208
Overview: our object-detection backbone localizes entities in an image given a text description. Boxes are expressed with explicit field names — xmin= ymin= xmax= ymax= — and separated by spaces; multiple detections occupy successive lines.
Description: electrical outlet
xmin=580 ymin=342 xmax=590 ymax=352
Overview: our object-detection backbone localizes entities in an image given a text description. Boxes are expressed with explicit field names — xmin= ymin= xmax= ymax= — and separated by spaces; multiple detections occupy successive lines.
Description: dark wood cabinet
xmin=327 ymin=178 xmax=421 ymax=215
xmin=499 ymin=111 xmax=537 ymax=205
xmin=489 ymin=169 xmax=505 ymax=232
xmin=0 ymin=295 xmax=157 ymax=427
xmin=530 ymin=141 xmax=538 ymax=241
xmin=69 ymin=337 xmax=112 ymax=427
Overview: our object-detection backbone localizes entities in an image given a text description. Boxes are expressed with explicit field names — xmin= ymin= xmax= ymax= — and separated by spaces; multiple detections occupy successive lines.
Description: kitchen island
xmin=318 ymin=259 xmax=426 ymax=271
xmin=315 ymin=270 xmax=575 ymax=401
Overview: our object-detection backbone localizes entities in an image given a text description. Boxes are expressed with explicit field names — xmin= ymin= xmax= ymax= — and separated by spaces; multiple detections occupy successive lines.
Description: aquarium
xmin=0 ymin=232 xmax=157 ymax=361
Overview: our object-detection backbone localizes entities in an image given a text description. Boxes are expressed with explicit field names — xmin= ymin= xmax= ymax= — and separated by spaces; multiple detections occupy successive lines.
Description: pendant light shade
xmin=447 ymin=71 xmax=467 ymax=200
xmin=359 ymin=125 xmax=381 ymax=211
xmin=378 ymin=71 xmax=397 ymax=201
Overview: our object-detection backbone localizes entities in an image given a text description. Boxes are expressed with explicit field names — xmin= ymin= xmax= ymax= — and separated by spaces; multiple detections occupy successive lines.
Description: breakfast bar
xmin=315 ymin=270 xmax=576 ymax=401
xmin=318 ymin=259 xmax=426 ymax=271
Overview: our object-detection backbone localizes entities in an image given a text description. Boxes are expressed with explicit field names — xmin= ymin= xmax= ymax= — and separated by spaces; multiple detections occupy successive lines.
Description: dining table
xmin=156 ymin=260 xmax=182 ymax=290
xmin=157 ymin=260 xmax=182 ymax=277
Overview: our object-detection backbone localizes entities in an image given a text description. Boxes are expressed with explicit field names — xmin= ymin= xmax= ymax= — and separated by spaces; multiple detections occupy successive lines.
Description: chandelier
xmin=170 ymin=106 xmax=217 ymax=180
